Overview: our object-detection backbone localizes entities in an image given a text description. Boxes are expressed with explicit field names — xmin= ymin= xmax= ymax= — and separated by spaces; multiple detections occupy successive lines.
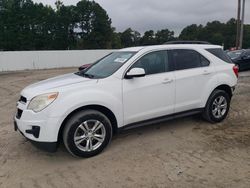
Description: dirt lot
xmin=0 ymin=68 xmax=250 ymax=188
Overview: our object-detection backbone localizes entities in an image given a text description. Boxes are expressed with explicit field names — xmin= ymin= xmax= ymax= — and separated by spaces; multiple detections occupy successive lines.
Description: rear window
xmin=171 ymin=49 xmax=210 ymax=71
xmin=206 ymin=48 xmax=233 ymax=64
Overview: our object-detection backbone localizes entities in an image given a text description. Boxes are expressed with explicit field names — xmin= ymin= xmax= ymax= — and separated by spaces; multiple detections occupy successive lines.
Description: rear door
xmin=170 ymin=49 xmax=214 ymax=113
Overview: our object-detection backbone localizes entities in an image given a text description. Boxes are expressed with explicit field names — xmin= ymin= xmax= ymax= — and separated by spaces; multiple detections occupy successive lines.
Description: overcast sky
xmin=33 ymin=0 xmax=250 ymax=35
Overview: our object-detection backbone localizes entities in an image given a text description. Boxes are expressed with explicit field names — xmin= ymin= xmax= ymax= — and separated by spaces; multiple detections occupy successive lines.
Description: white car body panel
xmin=123 ymin=71 xmax=175 ymax=125
xmin=174 ymin=66 xmax=216 ymax=112
xmin=14 ymin=44 xmax=238 ymax=143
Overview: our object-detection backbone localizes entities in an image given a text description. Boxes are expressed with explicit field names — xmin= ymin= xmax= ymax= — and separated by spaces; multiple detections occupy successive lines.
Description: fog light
xmin=25 ymin=126 xmax=40 ymax=138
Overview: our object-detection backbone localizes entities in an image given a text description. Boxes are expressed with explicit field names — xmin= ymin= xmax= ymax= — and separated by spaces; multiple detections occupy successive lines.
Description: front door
xmin=122 ymin=50 xmax=175 ymax=125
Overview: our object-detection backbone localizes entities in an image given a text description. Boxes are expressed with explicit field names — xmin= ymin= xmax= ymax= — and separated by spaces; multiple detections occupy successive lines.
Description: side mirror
xmin=125 ymin=68 xmax=146 ymax=79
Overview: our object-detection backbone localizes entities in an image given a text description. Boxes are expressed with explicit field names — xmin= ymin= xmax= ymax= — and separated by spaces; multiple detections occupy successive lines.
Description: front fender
xmin=46 ymin=88 xmax=123 ymax=141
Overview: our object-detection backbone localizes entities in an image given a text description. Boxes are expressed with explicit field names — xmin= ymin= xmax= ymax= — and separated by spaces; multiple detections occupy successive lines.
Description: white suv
xmin=14 ymin=44 xmax=238 ymax=157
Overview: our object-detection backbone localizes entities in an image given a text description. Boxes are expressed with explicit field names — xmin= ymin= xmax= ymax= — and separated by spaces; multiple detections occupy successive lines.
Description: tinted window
xmin=227 ymin=50 xmax=243 ymax=59
xmin=206 ymin=48 xmax=233 ymax=63
xmin=82 ymin=52 xmax=135 ymax=78
xmin=201 ymin=55 xmax=210 ymax=67
xmin=171 ymin=49 xmax=208 ymax=70
xmin=131 ymin=51 xmax=170 ymax=75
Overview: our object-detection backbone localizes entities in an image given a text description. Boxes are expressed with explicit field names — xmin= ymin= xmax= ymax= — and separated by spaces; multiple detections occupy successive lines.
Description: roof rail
xmin=164 ymin=41 xmax=211 ymax=45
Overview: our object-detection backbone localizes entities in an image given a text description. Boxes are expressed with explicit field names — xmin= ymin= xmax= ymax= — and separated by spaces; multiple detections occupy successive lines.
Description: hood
xmin=21 ymin=73 xmax=96 ymax=100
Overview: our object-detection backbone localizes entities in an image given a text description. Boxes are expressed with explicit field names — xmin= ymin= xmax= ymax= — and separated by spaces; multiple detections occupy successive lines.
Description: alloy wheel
xmin=212 ymin=96 xmax=228 ymax=119
xmin=73 ymin=120 xmax=106 ymax=152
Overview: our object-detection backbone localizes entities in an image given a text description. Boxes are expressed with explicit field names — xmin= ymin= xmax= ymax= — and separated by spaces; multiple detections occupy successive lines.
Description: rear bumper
xmin=14 ymin=120 xmax=57 ymax=152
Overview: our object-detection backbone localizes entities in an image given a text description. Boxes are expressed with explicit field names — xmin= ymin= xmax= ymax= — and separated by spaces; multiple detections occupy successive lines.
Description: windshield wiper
xmin=75 ymin=71 xmax=95 ymax=78
xmin=83 ymin=73 xmax=95 ymax=78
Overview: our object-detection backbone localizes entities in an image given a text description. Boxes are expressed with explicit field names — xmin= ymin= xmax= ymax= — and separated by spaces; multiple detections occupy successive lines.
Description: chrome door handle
xmin=162 ymin=78 xmax=173 ymax=84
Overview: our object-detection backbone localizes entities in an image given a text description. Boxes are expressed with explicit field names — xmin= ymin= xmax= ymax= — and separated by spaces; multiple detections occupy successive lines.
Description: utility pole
xmin=236 ymin=0 xmax=241 ymax=49
xmin=239 ymin=0 xmax=245 ymax=49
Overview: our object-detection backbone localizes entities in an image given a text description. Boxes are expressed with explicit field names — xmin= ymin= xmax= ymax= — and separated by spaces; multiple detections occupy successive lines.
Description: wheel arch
xmin=202 ymin=84 xmax=232 ymax=123
xmin=202 ymin=84 xmax=233 ymax=108
xmin=213 ymin=84 xmax=232 ymax=98
xmin=57 ymin=105 xmax=118 ymax=143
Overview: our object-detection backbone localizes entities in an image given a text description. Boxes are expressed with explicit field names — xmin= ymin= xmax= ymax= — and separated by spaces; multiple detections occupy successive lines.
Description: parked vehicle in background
xmin=227 ymin=49 xmax=250 ymax=71
xmin=78 ymin=53 xmax=113 ymax=71
xmin=78 ymin=63 xmax=92 ymax=71
xmin=14 ymin=44 xmax=238 ymax=158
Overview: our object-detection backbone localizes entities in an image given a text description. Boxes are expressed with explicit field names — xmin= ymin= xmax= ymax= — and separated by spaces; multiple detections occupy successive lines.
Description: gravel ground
xmin=0 ymin=68 xmax=250 ymax=188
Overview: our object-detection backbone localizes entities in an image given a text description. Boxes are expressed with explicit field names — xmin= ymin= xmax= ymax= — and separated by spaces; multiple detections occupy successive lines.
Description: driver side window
xmin=131 ymin=51 xmax=169 ymax=75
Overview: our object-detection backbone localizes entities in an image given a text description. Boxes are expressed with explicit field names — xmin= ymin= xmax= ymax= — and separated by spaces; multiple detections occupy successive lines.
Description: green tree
xmin=0 ymin=0 xmax=56 ymax=50
xmin=179 ymin=24 xmax=203 ymax=40
xmin=1 ymin=1 xmax=249 ymax=51
xmin=53 ymin=3 xmax=76 ymax=50
xmin=120 ymin=28 xmax=141 ymax=47
xmin=141 ymin=30 xmax=156 ymax=45
xmin=243 ymin=24 xmax=250 ymax=49
xmin=0 ymin=0 xmax=113 ymax=50
xmin=155 ymin=29 xmax=175 ymax=44
xmin=110 ymin=27 xmax=122 ymax=49
xmin=178 ymin=19 xmax=244 ymax=49
xmin=75 ymin=0 xmax=112 ymax=49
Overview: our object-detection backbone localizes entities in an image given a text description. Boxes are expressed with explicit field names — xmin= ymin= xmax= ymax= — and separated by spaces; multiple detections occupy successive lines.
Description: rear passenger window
xmin=206 ymin=48 xmax=233 ymax=64
xmin=171 ymin=49 xmax=209 ymax=70
xmin=201 ymin=55 xmax=210 ymax=67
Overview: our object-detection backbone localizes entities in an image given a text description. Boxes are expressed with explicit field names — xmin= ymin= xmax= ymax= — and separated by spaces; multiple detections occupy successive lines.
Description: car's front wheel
xmin=63 ymin=110 xmax=113 ymax=158
xmin=203 ymin=89 xmax=231 ymax=123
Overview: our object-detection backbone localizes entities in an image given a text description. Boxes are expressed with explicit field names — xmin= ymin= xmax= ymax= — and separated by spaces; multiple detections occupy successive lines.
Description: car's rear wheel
xmin=203 ymin=89 xmax=231 ymax=123
xmin=63 ymin=110 xmax=112 ymax=158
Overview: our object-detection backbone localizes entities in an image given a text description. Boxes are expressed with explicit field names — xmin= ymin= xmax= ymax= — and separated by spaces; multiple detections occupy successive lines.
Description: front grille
xmin=16 ymin=109 xmax=23 ymax=119
xmin=19 ymin=96 xmax=27 ymax=104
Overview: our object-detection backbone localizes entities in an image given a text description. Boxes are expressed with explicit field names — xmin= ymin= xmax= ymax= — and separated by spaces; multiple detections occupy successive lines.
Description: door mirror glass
xmin=125 ymin=68 xmax=145 ymax=79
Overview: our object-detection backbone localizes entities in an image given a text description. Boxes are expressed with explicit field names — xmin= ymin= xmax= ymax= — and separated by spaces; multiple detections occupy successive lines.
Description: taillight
xmin=233 ymin=65 xmax=239 ymax=78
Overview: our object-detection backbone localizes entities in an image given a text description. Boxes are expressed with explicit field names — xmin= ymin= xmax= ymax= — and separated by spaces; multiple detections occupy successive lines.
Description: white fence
xmin=0 ymin=50 xmax=114 ymax=72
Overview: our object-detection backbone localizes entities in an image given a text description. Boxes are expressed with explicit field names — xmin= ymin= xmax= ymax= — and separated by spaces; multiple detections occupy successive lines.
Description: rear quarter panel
xmin=200 ymin=51 xmax=237 ymax=107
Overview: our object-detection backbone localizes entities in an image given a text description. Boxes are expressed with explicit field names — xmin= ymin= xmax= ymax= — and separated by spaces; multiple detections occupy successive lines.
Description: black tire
xmin=202 ymin=89 xmax=231 ymax=123
xmin=63 ymin=110 xmax=113 ymax=158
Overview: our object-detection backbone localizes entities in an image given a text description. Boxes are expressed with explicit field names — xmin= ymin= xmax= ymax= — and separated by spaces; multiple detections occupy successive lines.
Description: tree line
xmin=0 ymin=0 xmax=249 ymax=51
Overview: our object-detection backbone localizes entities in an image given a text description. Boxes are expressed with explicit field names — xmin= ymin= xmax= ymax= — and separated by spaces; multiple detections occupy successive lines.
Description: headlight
xmin=28 ymin=92 xmax=58 ymax=112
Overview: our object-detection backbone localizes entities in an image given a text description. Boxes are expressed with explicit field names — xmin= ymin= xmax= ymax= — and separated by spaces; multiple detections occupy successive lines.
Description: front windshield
xmin=81 ymin=52 xmax=136 ymax=78
xmin=227 ymin=50 xmax=243 ymax=59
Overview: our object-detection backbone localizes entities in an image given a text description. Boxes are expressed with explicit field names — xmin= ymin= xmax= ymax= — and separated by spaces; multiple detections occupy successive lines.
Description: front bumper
xmin=14 ymin=120 xmax=57 ymax=152
xmin=14 ymin=100 xmax=63 ymax=152
xmin=14 ymin=111 xmax=61 ymax=142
